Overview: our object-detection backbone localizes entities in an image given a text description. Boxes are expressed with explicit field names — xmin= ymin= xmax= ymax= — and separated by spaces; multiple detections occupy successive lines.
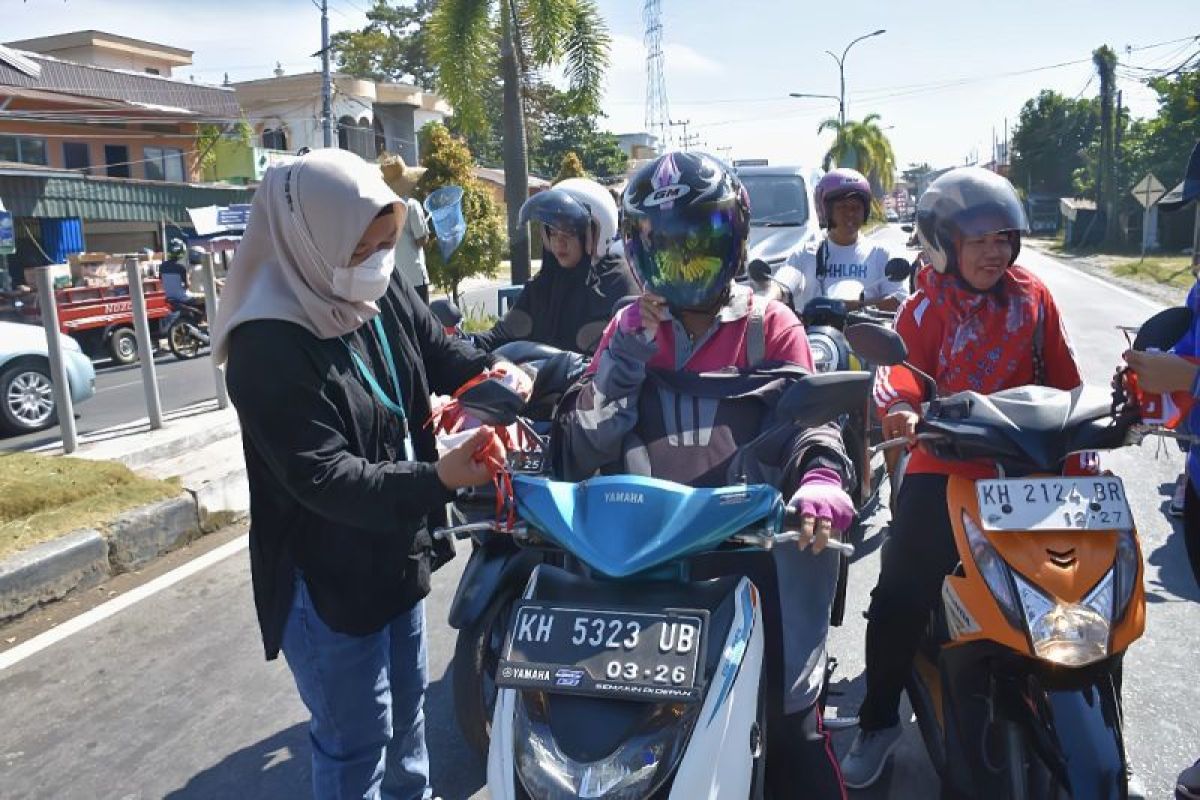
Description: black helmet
xmin=167 ymin=237 xmax=187 ymax=259
xmin=916 ymin=167 xmax=1029 ymax=274
xmin=620 ymin=151 xmax=750 ymax=311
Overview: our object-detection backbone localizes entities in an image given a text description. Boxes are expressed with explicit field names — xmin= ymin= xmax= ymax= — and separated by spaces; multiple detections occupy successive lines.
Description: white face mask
xmin=332 ymin=248 xmax=395 ymax=303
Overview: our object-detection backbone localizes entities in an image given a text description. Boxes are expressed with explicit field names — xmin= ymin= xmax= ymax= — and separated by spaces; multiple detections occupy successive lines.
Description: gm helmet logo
xmin=643 ymin=183 xmax=691 ymax=207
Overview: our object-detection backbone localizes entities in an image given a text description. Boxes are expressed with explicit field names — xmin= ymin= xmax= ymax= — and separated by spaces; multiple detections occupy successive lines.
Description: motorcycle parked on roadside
xmin=164 ymin=298 xmax=209 ymax=359
xmin=436 ymin=371 xmax=871 ymax=799
xmin=844 ymin=307 xmax=1190 ymax=800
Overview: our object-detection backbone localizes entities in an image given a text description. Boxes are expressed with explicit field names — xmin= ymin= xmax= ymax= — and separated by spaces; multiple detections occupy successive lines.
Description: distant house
xmin=225 ymin=71 xmax=451 ymax=183
xmin=0 ymin=32 xmax=252 ymax=283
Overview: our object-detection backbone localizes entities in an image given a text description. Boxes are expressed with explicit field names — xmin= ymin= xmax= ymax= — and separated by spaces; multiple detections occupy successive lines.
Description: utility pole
xmin=320 ymin=0 xmax=333 ymax=148
xmin=680 ymin=132 xmax=702 ymax=152
xmin=669 ymin=119 xmax=690 ymax=151
xmin=1094 ymin=45 xmax=1119 ymax=245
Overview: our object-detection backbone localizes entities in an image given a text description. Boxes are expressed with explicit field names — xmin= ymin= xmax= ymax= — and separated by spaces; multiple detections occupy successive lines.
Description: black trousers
xmin=767 ymin=702 xmax=847 ymax=800
xmin=858 ymin=473 xmax=960 ymax=731
xmin=1185 ymin=479 xmax=1200 ymax=589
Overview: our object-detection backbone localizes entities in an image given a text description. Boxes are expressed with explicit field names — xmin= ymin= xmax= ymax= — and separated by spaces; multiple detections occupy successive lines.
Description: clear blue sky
xmin=5 ymin=0 xmax=1197 ymax=173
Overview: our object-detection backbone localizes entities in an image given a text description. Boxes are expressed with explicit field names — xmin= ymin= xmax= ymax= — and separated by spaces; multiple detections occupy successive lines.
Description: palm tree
xmin=818 ymin=113 xmax=897 ymax=196
xmin=430 ymin=0 xmax=610 ymax=284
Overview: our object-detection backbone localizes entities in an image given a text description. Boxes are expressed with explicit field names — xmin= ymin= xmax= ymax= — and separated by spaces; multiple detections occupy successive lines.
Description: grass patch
xmin=0 ymin=452 xmax=181 ymax=560
xmin=460 ymin=303 xmax=500 ymax=333
xmin=1109 ymin=255 xmax=1195 ymax=289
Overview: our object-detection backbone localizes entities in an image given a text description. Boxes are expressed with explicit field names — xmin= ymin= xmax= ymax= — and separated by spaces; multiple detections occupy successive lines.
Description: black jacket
xmin=225 ymin=279 xmax=493 ymax=659
xmin=473 ymin=252 xmax=639 ymax=355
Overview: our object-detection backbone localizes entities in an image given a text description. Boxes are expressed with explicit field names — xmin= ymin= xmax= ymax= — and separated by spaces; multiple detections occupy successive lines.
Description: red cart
xmin=20 ymin=280 xmax=172 ymax=364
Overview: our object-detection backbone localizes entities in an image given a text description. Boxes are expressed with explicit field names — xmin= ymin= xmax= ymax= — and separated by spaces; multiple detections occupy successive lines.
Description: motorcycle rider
xmin=473 ymin=178 xmax=639 ymax=355
xmin=841 ymin=167 xmax=1087 ymax=788
xmin=159 ymin=239 xmax=207 ymax=313
xmin=775 ymin=167 xmax=909 ymax=312
xmin=558 ymin=151 xmax=854 ymax=798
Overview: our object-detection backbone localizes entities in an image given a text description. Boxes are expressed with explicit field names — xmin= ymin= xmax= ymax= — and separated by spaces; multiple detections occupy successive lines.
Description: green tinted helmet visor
xmin=622 ymin=202 xmax=743 ymax=310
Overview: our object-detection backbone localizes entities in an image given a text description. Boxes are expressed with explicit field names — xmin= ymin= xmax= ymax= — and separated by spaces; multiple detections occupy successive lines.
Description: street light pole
xmin=825 ymin=28 xmax=886 ymax=127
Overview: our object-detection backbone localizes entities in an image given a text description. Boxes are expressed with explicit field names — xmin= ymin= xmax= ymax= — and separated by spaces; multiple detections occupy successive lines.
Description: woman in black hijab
xmin=473 ymin=178 xmax=639 ymax=355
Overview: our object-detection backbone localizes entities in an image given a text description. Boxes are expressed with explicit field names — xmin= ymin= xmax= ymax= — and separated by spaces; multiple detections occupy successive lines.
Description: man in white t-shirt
xmin=395 ymin=195 xmax=431 ymax=302
xmin=774 ymin=168 xmax=908 ymax=312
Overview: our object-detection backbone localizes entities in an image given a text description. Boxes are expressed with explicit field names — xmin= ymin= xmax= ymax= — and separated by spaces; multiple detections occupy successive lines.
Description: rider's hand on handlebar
xmin=882 ymin=405 xmax=920 ymax=442
xmin=788 ymin=468 xmax=854 ymax=555
xmin=436 ymin=427 xmax=502 ymax=490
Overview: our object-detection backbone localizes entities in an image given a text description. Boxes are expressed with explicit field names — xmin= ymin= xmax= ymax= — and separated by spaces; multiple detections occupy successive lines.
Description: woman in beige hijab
xmin=214 ymin=149 xmax=526 ymax=800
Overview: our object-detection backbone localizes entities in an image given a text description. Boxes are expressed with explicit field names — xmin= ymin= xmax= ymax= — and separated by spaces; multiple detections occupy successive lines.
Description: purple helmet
xmin=814 ymin=168 xmax=872 ymax=229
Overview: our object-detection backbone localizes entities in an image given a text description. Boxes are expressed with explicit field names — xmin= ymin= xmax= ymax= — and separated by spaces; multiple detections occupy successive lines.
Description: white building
xmin=232 ymin=72 xmax=451 ymax=165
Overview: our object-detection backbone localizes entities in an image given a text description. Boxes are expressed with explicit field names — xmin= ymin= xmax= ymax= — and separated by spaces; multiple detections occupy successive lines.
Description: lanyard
xmin=345 ymin=316 xmax=414 ymax=461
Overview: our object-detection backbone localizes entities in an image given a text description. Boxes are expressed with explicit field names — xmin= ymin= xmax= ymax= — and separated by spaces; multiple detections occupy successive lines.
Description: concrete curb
xmin=0 ymin=492 xmax=245 ymax=624
xmin=0 ymin=530 xmax=109 ymax=621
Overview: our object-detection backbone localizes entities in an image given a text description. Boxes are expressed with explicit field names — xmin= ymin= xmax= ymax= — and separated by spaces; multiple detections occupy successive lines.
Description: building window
xmin=262 ymin=127 xmax=288 ymax=151
xmin=0 ymin=134 xmax=48 ymax=166
xmin=104 ymin=144 xmax=131 ymax=178
xmin=144 ymin=67 xmax=161 ymax=75
xmin=63 ymin=142 xmax=91 ymax=172
xmin=144 ymin=146 xmax=186 ymax=182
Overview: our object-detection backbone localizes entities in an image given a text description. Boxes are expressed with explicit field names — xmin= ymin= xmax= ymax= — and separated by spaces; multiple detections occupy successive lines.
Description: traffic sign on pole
xmin=1130 ymin=173 xmax=1165 ymax=208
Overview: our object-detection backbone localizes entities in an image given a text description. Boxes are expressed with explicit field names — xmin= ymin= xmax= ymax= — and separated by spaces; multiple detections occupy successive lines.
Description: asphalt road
xmin=1 ymin=227 xmax=1197 ymax=799
xmin=2 ymin=351 xmax=222 ymax=452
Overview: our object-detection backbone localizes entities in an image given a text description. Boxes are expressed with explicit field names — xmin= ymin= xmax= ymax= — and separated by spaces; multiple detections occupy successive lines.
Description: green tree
xmin=430 ymin=0 xmax=611 ymax=284
xmin=1118 ymin=67 xmax=1200 ymax=196
xmin=415 ymin=124 xmax=507 ymax=303
xmin=533 ymin=88 xmax=627 ymax=178
xmin=196 ymin=118 xmax=252 ymax=175
xmin=818 ymin=114 xmax=896 ymax=194
xmin=554 ymin=151 xmax=586 ymax=183
xmin=1009 ymin=90 xmax=1099 ymax=198
xmin=329 ymin=0 xmax=437 ymax=89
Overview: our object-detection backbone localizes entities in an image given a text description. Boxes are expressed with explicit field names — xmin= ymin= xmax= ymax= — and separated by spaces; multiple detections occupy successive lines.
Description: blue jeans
xmin=282 ymin=574 xmax=431 ymax=800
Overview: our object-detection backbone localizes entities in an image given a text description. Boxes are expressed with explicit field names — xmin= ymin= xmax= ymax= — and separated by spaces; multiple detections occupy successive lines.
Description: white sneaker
xmin=840 ymin=724 xmax=903 ymax=789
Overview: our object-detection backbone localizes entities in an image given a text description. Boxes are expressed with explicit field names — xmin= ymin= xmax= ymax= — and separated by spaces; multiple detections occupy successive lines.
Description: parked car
xmin=886 ymin=209 xmax=900 ymax=222
xmin=736 ymin=164 xmax=823 ymax=268
xmin=0 ymin=321 xmax=96 ymax=434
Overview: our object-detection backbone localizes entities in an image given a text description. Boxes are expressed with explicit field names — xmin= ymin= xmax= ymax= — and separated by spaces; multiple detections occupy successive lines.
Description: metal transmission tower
xmin=643 ymin=0 xmax=671 ymax=152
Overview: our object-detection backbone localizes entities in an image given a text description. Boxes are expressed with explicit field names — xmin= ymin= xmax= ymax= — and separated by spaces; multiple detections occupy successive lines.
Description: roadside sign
xmin=0 ymin=198 xmax=14 ymax=255
xmin=1130 ymin=173 xmax=1166 ymax=208
xmin=188 ymin=204 xmax=251 ymax=236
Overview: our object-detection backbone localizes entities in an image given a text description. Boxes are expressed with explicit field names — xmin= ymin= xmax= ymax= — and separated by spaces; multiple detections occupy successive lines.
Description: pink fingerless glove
xmin=788 ymin=467 xmax=854 ymax=533
xmin=617 ymin=301 xmax=643 ymax=335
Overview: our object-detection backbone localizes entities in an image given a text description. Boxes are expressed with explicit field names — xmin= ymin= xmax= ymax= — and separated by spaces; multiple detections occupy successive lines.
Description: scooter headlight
xmin=808 ymin=332 xmax=838 ymax=374
xmin=513 ymin=694 xmax=698 ymax=799
xmin=1013 ymin=570 xmax=1112 ymax=667
xmin=960 ymin=512 xmax=1023 ymax=628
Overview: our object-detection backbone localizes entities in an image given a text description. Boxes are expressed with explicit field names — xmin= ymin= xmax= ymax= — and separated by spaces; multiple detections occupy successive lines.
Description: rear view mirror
xmin=846 ymin=323 xmax=908 ymax=366
xmin=901 ymin=224 xmax=914 ymax=233
xmin=778 ymin=371 xmax=872 ymax=428
xmin=884 ymin=257 xmax=912 ymax=282
xmin=456 ymin=379 xmax=524 ymax=426
xmin=747 ymin=259 xmax=773 ymax=283
xmin=1132 ymin=306 xmax=1192 ymax=352
xmin=430 ymin=298 xmax=463 ymax=328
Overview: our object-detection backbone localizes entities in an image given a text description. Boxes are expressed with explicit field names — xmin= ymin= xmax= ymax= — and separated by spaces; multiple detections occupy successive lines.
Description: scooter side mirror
xmin=456 ymin=378 xmax=524 ymax=426
xmin=430 ymin=298 xmax=463 ymax=328
xmin=1132 ymin=306 xmax=1192 ymax=351
xmin=747 ymin=259 xmax=773 ymax=283
xmin=845 ymin=322 xmax=908 ymax=366
xmin=778 ymin=372 xmax=873 ymax=428
xmin=884 ymin=257 xmax=913 ymax=282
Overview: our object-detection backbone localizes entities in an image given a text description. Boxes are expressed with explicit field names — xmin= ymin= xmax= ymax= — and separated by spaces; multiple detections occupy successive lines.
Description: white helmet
xmin=519 ymin=178 xmax=619 ymax=265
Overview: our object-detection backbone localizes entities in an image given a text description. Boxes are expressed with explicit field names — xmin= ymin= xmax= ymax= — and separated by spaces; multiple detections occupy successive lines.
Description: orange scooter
xmin=846 ymin=307 xmax=1191 ymax=800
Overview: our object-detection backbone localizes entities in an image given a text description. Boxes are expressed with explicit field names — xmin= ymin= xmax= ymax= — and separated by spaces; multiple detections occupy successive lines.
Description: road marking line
xmin=96 ymin=380 xmax=144 ymax=392
xmin=1033 ymin=249 xmax=1167 ymax=312
xmin=0 ymin=534 xmax=248 ymax=672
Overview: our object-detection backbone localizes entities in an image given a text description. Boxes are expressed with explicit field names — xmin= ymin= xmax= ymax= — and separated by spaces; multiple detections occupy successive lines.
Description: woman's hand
xmin=788 ymin=467 xmax=854 ymax=554
xmin=491 ymin=361 xmax=533 ymax=401
xmin=882 ymin=404 xmax=920 ymax=441
xmin=1123 ymin=350 xmax=1199 ymax=394
xmin=436 ymin=427 xmax=503 ymax=489
xmin=619 ymin=292 xmax=668 ymax=340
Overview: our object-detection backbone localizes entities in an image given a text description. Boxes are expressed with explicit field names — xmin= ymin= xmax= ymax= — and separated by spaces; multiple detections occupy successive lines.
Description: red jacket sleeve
xmin=874 ymin=293 xmax=939 ymax=416
xmin=1039 ymin=288 xmax=1083 ymax=391
xmin=763 ymin=300 xmax=813 ymax=369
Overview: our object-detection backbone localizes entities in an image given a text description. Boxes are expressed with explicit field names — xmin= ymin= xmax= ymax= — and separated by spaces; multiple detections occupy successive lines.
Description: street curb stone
xmin=106 ymin=495 xmax=201 ymax=573
xmin=0 ymin=530 xmax=110 ymax=620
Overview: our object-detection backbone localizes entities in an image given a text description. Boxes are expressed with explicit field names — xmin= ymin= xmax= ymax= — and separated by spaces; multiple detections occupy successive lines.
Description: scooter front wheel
xmin=452 ymin=587 xmax=518 ymax=759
